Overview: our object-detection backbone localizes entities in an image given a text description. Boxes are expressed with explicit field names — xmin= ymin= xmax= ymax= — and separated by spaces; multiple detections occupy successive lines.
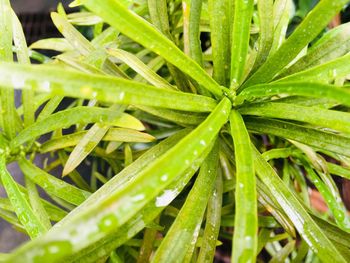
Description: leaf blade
xmin=83 ymin=0 xmax=223 ymax=97
xmin=252 ymin=146 xmax=346 ymax=262
xmin=230 ymin=110 xmax=257 ymax=262
xmin=242 ymin=0 xmax=349 ymax=88
xmin=0 ymin=157 xmax=46 ymax=238
xmin=0 ymin=63 xmax=218 ymax=113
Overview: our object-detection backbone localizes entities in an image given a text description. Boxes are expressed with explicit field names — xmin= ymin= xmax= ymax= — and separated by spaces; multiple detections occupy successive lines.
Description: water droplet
xmin=131 ymin=194 xmax=145 ymax=202
xmin=98 ymin=214 xmax=118 ymax=232
xmin=41 ymin=81 xmax=51 ymax=92
xmin=48 ymin=245 xmax=60 ymax=254
xmin=161 ymin=174 xmax=168 ymax=182
xmin=155 ymin=190 xmax=178 ymax=207
xmin=11 ymin=75 xmax=25 ymax=89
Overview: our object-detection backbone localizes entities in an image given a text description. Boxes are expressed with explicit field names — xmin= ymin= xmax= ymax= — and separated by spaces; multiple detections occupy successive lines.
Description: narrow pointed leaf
xmin=51 ymin=12 xmax=127 ymax=78
xmin=302 ymin=160 xmax=350 ymax=231
xmin=0 ymin=157 xmax=46 ymax=239
xmin=25 ymin=177 xmax=52 ymax=230
xmin=11 ymin=10 xmax=34 ymax=127
xmin=243 ymin=0 xmax=350 ymax=88
xmin=137 ymin=106 xmax=205 ymax=126
xmin=252 ymin=0 xmax=274 ymax=71
xmin=11 ymin=107 xmax=144 ymax=147
xmin=36 ymin=96 xmax=64 ymax=122
xmin=82 ymin=0 xmax=223 ymax=97
xmin=189 ymin=0 xmax=204 ymax=67
xmin=68 ymin=159 xmax=207 ymax=262
xmin=208 ymin=0 xmax=231 ymax=85
xmin=230 ymin=110 xmax=257 ymax=262
xmin=230 ymin=0 xmax=254 ymax=86
xmin=9 ymin=99 xmax=231 ymax=262
xmin=57 ymin=129 xmax=192 ymax=226
xmin=269 ymin=0 xmax=291 ymax=55
xmin=0 ymin=63 xmax=217 ymax=113
xmin=282 ymin=22 xmax=350 ymax=76
xmin=276 ymin=53 xmax=350 ymax=84
xmin=63 ymin=123 xmax=111 ymax=176
xmin=19 ymin=158 xmax=91 ymax=206
xmin=236 ymin=82 xmax=350 ymax=107
xmin=269 ymin=240 xmax=295 ymax=263
xmin=30 ymin=38 xmax=73 ymax=52
xmin=152 ymin=143 xmax=219 ymax=263
xmin=40 ymin=128 xmax=155 ymax=153
xmin=252 ymin=146 xmax=346 ymax=262
xmin=197 ymin=173 xmax=223 ymax=263
xmin=245 ymin=117 xmax=350 ymax=157
xmin=0 ymin=0 xmax=16 ymax=139
xmin=107 ymin=48 xmax=174 ymax=90
xmin=239 ymin=102 xmax=350 ymax=134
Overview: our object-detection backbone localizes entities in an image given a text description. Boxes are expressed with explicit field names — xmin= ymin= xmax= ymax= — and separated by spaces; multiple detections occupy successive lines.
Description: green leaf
xmin=0 ymin=0 xmax=12 ymax=62
xmin=106 ymin=48 xmax=174 ymax=90
xmin=189 ymin=0 xmax=204 ymax=67
xmin=30 ymin=38 xmax=73 ymax=52
xmin=0 ymin=182 xmax=68 ymax=223
xmin=245 ymin=117 xmax=350 ymax=157
xmin=147 ymin=0 xmax=192 ymax=93
xmin=269 ymin=240 xmax=295 ymax=263
xmin=63 ymin=123 xmax=112 ymax=176
xmin=58 ymin=129 xmax=191 ymax=226
xmin=252 ymin=146 xmax=346 ymax=262
xmin=67 ymin=12 xmax=103 ymax=26
xmin=40 ymin=128 xmax=155 ymax=153
xmin=0 ymin=208 xmax=25 ymax=232
xmin=11 ymin=106 xmax=144 ymax=147
xmin=0 ymin=63 xmax=218 ymax=113
xmin=82 ymin=0 xmax=224 ymax=98
xmin=281 ymin=22 xmax=350 ymax=77
xmin=328 ymin=162 xmax=350 ymax=180
xmin=239 ymin=102 xmax=350 ymax=134
xmin=151 ymin=142 xmax=219 ymax=263
xmin=276 ymin=53 xmax=350 ymax=84
xmin=24 ymin=177 xmax=52 ymax=230
xmin=252 ymin=0 xmax=274 ymax=71
xmin=236 ymin=82 xmax=350 ymax=107
xmin=230 ymin=0 xmax=254 ymax=87
xmin=208 ymin=0 xmax=231 ymax=86
xmin=242 ymin=0 xmax=349 ymax=88
xmin=230 ymin=110 xmax=257 ymax=262
xmin=57 ymin=150 xmax=92 ymax=192
xmin=18 ymin=158 xmax=91 ymax=206
xmin=197 ymin=173 xmax=223 ymax=263
xmin=9 ymin=99 xmax=230 ymax=261
xmin=0 ymin=156 xmax=46 ymax=239
xmin=269 ymin=0 xmax=292 ymax=56
xmin=137 ymin=106 xmax=205 ymax=126
xmin=11 ymin=9 xmax=34 ymax=127
xmin=36 ymin=96 xmax=64 ymax=122
xmin=69 ymin=158 xmax=207 ymax=262
xmin=0 ymin=0 xmax=16 ymax=139
xmin=51 ymin=12 xmax=127 ymax=78
xmin=301 ymin=160 xmax=350 ymax=231
xmin=311 ymin=214 xmax=350 ymax=249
